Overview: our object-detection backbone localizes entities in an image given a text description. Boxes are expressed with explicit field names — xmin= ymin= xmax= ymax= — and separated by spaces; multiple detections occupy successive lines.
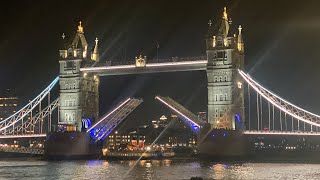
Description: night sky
xmin=1 ymin=0 xmax=320 ymax=128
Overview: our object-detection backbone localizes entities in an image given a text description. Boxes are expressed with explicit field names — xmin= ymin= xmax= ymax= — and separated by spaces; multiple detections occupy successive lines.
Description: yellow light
xmin=237 ymin=81 xmax=242 ymax=89
xmin=83 ymin=73 xmax=87 ymax=77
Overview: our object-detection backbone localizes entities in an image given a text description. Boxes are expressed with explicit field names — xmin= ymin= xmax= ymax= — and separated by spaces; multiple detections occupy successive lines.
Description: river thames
xmin=0 ymin=159 xmax=319 ymax=179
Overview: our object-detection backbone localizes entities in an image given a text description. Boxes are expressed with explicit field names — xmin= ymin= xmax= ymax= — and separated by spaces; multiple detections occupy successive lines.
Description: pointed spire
xmin=237 ymin=25 xmax=244 ymax=52
xmin=77 ymin=21 xmax=84 ymax=33
xmin=71 ymin=21 xmax=88 ymax=58
xmin=91 ymin=38 xmax=100 ymax=61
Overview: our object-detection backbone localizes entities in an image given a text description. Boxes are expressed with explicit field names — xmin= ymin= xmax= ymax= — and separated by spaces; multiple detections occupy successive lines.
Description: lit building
xmin=106 ymin=131 xmax=145 ymax=151
xmin=0 ymin=90 xmax=19 ymax=121
xmin=206 ymin=7 xmax=245 ymax=129
xmin=58 ymin=22 xmax=99 ymax=131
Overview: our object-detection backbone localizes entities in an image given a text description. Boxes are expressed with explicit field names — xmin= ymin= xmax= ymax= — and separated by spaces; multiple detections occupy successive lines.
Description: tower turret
xmin=91 ymin=38 xmax=100 ymax=61
xmin=237 ymin=25 xmax=244 ymax=53
xmin=58 ymin=21 xmax=99 ymax=132
xmin=206 ymin=7 xmax=245 ymax=130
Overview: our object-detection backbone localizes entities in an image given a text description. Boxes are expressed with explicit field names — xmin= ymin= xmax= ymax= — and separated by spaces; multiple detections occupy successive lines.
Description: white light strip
xmin=0 ymin=77 xmax=59 ymax=131
xmin=240 ymin=70 xmax=320 ymax=118
xmin=0 ymin=134 xmax=46 ymax=139
xmin=238 ymin=70 xmax=320 ymax=127
xmin=243 ymin=131 xmax=320 ymax=136
xmin=155 ymin=96 xmax=200 ymax=127
xmin=80 ymin=60 xmax=208 ymax=72
xmin=86 ymin=98 xmax=132 ymax=132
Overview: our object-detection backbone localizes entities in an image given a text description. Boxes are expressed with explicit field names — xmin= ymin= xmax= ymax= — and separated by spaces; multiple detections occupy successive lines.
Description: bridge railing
xmin=92 ymin=56 xmax=207 ymax=67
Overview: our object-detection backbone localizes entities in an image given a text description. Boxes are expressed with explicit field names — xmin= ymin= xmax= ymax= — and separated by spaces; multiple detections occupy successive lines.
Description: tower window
xmin=66 ymin=61 xmax=74 ymax=69
xmin=217 ymin=51 xmax=224 ymax=58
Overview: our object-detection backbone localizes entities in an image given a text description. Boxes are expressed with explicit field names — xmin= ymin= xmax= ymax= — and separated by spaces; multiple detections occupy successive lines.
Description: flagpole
xmin=157 ymin=42 xmax=159 ymax=61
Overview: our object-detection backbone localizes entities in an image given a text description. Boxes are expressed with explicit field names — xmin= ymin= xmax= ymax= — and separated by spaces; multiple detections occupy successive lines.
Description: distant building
xmin=106 ymin=131 xmax=145 ymax=151
xmin=0 ymin=89 xmax=19 ymax=120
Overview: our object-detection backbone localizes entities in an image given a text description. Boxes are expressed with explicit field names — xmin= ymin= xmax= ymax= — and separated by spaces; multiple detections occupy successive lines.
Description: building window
xmin=217 ymin=51 xmax=224 ymax=58
xmin=224 ymin=76 xmax=228 ymax=82
xmin=215 ymin=95 xmax=218 ymax=101
xmin=73 ymin=83 xmax=76 ymax=89
xmin=219 ymin=76 xmax=223 ymax=82
xmin=220 ymin=95 xmax=224 ymax=101
xmin=225 ymin=94 xmax=228 ymax=101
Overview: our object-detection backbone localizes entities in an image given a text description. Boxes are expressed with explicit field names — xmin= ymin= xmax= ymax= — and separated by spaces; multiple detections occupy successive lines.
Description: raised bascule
xmin=2 ymin=7 xmax=320 ymax=158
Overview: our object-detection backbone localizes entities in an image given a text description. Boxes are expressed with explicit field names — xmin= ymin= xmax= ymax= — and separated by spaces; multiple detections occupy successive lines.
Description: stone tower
xmin=206 ymin=7 xmax=245 ymax=130
xmin=58 ymin=22 xmax=100 ymax=131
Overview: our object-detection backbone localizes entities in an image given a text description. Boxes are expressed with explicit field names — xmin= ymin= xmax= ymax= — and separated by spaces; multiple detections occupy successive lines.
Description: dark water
xmin=0 ymin=159 xmax=319 ymax=179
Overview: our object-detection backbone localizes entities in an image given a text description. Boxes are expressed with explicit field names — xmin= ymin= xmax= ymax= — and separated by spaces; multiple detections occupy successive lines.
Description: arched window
xmin=225 ymin=94 xmax=228 ymax=101
xmin=73 ymin=83 xmax=76 ymax=89
xmin=214 ymin=76 xmax=218 ymax=82
xmin=220 ymin=95 xmax=224 ymax=101
xmin=215 ymin=95 xmax=218 ymax=101
xmin=219 ymin=76 xmax=223 ymax=82
xmin=65 ymin=84 xmax=68 ymax=89
xmin=224 ymin=76 xmax=228 ymax=82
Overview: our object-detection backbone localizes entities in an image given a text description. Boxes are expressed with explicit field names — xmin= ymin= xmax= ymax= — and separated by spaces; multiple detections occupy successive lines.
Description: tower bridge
xmin=1 ymin=7 xmax=320 ymax=157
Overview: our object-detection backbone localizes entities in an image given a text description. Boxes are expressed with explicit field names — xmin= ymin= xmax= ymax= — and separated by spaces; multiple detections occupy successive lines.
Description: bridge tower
xmin=58 ymin=22 xmax=100 ymax=131
xmin=206 ymin=7 xmax=245 ymax=130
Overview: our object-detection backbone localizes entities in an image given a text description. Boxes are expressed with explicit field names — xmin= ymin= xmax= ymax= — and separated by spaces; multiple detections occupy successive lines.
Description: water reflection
xmin=211 ymin=163 xmax=228 ymax=179
xmin=0 ymin=160 xmax=319 ymax=179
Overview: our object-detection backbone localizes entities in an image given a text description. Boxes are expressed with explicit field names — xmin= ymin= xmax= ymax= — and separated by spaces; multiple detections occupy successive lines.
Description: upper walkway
xmin=80 ymin=56 xmax=207 ymax=76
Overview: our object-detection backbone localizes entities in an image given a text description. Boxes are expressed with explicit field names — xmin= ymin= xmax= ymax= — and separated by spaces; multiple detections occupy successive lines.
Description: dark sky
xmin=1 ymin=0 xmax=320 ymax=128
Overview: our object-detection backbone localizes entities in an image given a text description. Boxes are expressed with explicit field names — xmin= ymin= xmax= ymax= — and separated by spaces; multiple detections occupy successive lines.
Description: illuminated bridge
xmin=80 ymin=56 xmax=207 ymax=76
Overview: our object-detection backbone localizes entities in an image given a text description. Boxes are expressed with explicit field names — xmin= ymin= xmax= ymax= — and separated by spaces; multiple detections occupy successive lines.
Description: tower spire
xmin=77 ymin=21 xmax=84 ymax=33
xmin=91 ymin=37 xmax=100 ymax=61
xmin=237 ymin=25 xmax=244 ymax=52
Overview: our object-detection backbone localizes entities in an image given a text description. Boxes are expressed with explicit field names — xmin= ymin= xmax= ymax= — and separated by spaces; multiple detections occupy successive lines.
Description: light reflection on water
xmin=0 ymin=160 xmax=319 ymax=179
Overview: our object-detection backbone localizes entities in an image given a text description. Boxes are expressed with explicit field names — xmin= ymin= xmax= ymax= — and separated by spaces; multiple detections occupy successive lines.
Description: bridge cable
xmin=292 ymin=116 xmax=294 ymax=131
xmin=280 ymin=110 xmax=282 ymax=131
xmin=285 ymin=113 xmax=287 ymax=131
xmin=256 ymin=92 xmax=259 ymax=131
xmin=272 ymin=104 xmax=275 ymax=131
xmin=248 ymin=84 xmax=251 ymax=130
xmin=260 ymin=94 xmax=263 ymax=130
xmin=268 ymin=101 xmax=271 ymax=131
